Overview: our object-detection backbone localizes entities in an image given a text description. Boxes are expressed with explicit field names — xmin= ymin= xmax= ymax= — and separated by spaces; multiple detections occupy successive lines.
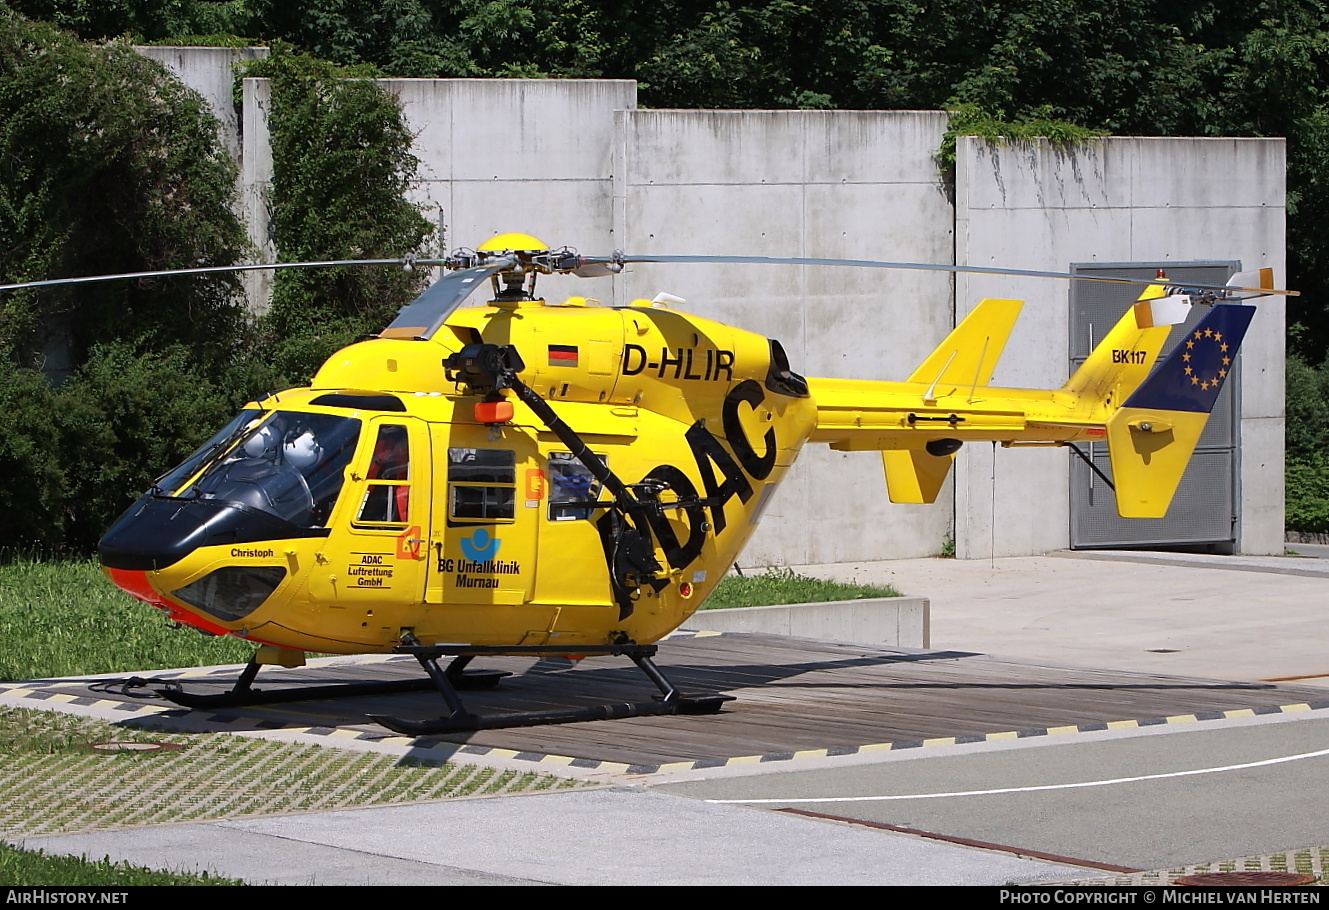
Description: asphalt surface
xmin=8 ymin=547 xmax=1329 ymax=886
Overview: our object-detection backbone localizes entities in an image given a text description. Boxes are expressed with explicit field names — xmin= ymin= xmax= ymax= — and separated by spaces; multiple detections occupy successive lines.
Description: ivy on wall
xmin=240 ymin=48 xmax=435 ymax=383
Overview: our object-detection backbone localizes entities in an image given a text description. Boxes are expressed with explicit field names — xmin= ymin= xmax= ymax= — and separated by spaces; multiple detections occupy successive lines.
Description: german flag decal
xmin=548 ymin=344 xmax=579 ymax=367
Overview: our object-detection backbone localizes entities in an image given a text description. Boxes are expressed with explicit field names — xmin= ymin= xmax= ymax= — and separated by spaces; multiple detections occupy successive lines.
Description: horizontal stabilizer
xmin=908 ymin=298 xmax=1023 ymax=390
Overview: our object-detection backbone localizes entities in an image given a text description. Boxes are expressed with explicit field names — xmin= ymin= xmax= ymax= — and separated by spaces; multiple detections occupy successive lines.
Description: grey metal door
xmin=1069 ymin=262 xmax=1240 ymax=550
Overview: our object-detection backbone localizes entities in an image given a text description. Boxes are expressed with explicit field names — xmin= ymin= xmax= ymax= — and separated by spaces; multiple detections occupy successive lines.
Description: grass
xmin=0 ymin=706 xmax=585 ymax=837
xmin=0 ymin=705 xmax=589 ymax=884
xmin=0 ymin=841 xmax=245 ymax=885
xmin=700 ymin=567 xmax=899 ymax=610
xmin=0 ymin=557 xmax=254 ymax=681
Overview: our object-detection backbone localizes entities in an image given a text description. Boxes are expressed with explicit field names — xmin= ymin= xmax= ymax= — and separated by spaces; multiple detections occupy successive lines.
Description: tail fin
xmin=883 ymin=298 xmax=1022 ymax=503
xmin=1106 ymin=303 xmax=1256 ymax=517
xmin=1060 ymin=284 xmax=1185 ymax=406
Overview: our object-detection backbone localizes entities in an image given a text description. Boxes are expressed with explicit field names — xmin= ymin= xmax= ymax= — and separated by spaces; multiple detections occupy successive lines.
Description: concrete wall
xmin=385 ymin=79 xmax=636 ymax=266
xmin=953 ymin=137 xmax=1286 ymax=557
xmin=136 ymin=47 xmax=268 ymax=162
xmin=611 ymin=110 xmax=956 ymax=565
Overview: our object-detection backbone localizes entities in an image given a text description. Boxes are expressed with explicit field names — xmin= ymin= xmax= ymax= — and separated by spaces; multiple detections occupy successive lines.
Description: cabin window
xmin=548 ymin=452 xmax=603 ymax=521
xmin=355 ymin=425 xmax=411 ymax=526
xmin=448 ymin=448 xmax=515 ymax=521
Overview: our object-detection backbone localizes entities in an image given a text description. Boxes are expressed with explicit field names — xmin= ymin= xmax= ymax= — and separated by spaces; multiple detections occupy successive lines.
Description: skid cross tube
xmin=366 ymin=642 xmax=733 ymax=736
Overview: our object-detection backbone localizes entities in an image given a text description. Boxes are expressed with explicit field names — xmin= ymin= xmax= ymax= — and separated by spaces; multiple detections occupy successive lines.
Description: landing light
xmin=475 ymin=398 xmax=514 ymax=424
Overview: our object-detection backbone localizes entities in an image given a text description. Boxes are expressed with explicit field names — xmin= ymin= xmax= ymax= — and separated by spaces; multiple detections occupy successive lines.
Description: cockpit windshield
xmin=174 ymin=411 xmax=362 ymax=529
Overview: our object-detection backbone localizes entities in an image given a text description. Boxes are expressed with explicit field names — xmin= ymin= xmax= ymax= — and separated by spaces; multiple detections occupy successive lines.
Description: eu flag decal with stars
xmin=1123 ymin=304 xmax=1256 ymax=413
xmin=547 ymin=344 xmax=579 ymax=367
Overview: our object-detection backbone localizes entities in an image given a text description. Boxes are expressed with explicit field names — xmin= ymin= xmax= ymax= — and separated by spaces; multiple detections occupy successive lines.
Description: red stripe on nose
xmin=104 ymin=567 xmax=233 ymax=637
xmin=105 ymin=567 xmax=163 ymax=605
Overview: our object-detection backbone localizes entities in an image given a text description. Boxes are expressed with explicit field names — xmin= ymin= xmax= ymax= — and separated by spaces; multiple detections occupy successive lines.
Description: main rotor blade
xmin=617 ymin=254 xmax=1298 ymax=297
xmin=0 ymin=258 xmax=446 ymax=294
xmin=379 ymin=260 xmax=514 ymax=340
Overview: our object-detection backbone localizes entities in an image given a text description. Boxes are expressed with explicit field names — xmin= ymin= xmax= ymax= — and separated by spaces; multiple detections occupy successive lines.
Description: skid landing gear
xmin=150 ymin=641 xmax=732 ymax=734
xmin=367 ymin=642 xmax=734 ymax=736
xmin=156 ymin=654 xmax=508 ymax=710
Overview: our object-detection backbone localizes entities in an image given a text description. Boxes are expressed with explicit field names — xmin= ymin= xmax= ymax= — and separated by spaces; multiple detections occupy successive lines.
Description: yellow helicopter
xmin=4 ymin=233 xmax=1286 ymax=734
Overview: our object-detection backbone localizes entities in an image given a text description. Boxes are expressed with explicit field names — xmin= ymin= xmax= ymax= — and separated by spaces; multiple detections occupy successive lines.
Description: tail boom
xmin=807 ymin=291 xmax=1255 ymax=517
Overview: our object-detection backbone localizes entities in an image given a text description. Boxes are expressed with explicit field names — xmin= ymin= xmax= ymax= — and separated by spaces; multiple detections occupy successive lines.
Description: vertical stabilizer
xmin=1060 ymin=284 xmax=1183 ymax=407
xmin=1107 ymin=303 xmax=1256 ymax=518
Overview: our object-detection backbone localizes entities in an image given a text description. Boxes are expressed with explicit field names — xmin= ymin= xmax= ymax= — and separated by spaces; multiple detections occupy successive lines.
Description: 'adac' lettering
xmin=594 ymin=380 xmax=780 ymax=601
xmin=640 ymin=464 xmax=707 ymax=569
xmin=723 ymin=379 xmax=776 ymax=480
xmin=684 ymin=422 xmax=753 ymax=537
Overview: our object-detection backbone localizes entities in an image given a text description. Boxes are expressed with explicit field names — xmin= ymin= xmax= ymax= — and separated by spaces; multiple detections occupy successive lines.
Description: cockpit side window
xmin=356 ymin=425 xmax=411 ymax=525
xmin=448 ymin=448 xmax=515 ymax=521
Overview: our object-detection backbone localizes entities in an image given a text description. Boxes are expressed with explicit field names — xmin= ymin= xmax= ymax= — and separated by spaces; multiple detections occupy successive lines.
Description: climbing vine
xmin=240 ymin=49 xmax=435 ymax=383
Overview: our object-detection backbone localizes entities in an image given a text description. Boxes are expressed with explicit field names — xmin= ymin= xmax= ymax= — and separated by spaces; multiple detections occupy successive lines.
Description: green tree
xmin=242 ymin=49 xmax=434 ymax=383
xmin=0 ymin=6 xmax=249 ymax=549
xmin=0 ymin=5 xmax=248 ymax=373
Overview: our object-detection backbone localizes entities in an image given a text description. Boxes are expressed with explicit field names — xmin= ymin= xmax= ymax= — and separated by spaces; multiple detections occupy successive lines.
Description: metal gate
xmin=1068 ymin=262 xmax=1240 ymax=550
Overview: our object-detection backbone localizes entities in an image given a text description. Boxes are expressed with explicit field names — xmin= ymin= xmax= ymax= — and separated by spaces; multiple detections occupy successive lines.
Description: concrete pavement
xmin=794 ymin=549 xmax=1329 ymax=685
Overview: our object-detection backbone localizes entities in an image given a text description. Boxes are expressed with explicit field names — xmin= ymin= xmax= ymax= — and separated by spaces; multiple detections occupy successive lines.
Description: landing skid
xmin=367 ymin=642 xmax=734 ymax=736
xmin=150 ymin=643 xmax=733 ymax=734
xmin=155 ymin=654 xmax=507 ymax=710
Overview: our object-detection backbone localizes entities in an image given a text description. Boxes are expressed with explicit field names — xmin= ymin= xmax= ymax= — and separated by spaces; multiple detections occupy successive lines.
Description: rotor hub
xmin=477 ymin=232 xmax=548 ymax=253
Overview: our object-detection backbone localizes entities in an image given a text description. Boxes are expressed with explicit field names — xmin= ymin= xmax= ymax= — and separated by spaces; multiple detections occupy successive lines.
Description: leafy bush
xmin=1285 ymin=354 xmax=1329 ymax=534
xmin=1286 ymin=455 xmax=1329 ymax=533
xmin=0 ymin=7 xmax=248 ymax=372
xmin=0 ymin=345 xmax=237 ymax=550
xmin=0 ymin=19 xmax=437 ymax=550
xmin=242 ymin=48 xmax=434 ymax=383
xmin=0 ymin=362 xmax=67 ymax=545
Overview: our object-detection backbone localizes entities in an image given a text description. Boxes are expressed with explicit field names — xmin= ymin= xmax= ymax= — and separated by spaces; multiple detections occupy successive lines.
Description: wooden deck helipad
xmin=30 ymin=632 xmax=1329 ymax=768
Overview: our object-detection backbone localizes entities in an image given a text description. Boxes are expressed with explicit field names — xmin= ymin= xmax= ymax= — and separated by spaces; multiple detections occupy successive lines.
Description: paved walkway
xmin=798 ymin=549 xmax=1329 ymax=686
